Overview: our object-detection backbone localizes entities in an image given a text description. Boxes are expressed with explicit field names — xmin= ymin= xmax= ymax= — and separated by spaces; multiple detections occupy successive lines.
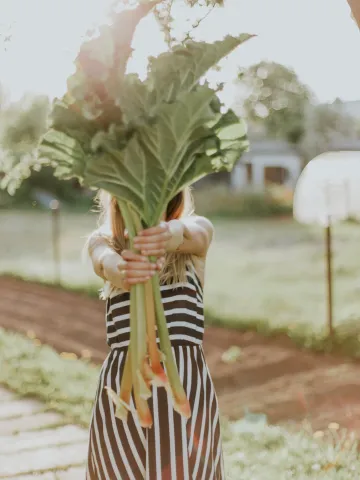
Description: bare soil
xmin=1 ymin=276 xmax=360 ymax=432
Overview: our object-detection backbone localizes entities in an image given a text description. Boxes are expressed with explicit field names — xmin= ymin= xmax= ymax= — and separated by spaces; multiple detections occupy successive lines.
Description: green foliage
xmin=193 ymin=185 xmax=292 ymax=218
xmin=0 ymin=94 xmax=88 ymax=206
xmin=299 ymin=102 xmax=360 ymax=162
xmin=238 ymin=61 xmax=312 ymax=144
xmin=37 ymin=4 xmax=251 ymax=226
xmin=0 ymin=328 xmax=99 ymax=425
xmin=0 ymin=95 xmax=50 ymax=195
xmin=223 ymin=418 xmax=359 ymax=479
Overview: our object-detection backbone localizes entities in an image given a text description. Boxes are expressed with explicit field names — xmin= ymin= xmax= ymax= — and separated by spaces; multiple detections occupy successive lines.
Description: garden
xmin=2 ymin=206 xmax=360 ymax=478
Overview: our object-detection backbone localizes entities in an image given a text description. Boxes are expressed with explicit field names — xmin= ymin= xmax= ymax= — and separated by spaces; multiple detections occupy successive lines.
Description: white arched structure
xmin=293 ymin=150 xmax=360 ymax=336
xmin=294 ymin=151 xmax=360 ymax=226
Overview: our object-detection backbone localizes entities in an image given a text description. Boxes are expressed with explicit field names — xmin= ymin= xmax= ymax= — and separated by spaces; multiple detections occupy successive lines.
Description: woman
xmin=86 ymin=188 xmax=224 ymax=480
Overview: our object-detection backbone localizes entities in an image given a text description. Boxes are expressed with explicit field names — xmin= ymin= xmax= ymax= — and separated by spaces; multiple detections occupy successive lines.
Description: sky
xmin=0 ymin=0 xmax=359 ymax=107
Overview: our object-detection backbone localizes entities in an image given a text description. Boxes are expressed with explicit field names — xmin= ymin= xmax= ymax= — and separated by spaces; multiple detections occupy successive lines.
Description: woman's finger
xmin=138 ymin=223 xmax=169 ymax=237
xmin=122 ymin=250 xmax=149 ymax=263
xmin=140 ymin=248 xmax=166 ymax=256
xmin=126 ymin=261 xmax=156 ymax=271
xmin=126 ymin=269 xmax=155 ymax=279
xmin=134 ymin=242 xmax=167 ymax=253
xmin=134 ymin=234 xmax=170 ymax=246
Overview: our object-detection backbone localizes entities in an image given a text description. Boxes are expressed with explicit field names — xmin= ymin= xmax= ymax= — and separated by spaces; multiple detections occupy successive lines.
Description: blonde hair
xmin=93 ymin=187 xmax=195 ymax=288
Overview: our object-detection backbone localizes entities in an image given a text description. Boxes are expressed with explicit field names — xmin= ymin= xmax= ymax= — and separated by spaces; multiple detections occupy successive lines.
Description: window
xmin=264 ymin=166 xmax=289 ymax=185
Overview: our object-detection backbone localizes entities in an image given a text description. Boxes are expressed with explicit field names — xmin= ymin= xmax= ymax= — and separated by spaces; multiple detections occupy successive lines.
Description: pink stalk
xmin=119 ymin=349 xmax=132 ymax=410
xmin=105 ymin=387 xmax=129 ymax=421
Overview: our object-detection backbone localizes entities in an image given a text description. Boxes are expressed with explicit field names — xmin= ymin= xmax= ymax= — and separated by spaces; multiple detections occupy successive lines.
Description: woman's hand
xmin=102 ymin=250 xmax=164 ymax=290
xmin=121 ymin=250 xmax=164 ymax=287
xmin=133 ymin=223 xmax=172 ymax=257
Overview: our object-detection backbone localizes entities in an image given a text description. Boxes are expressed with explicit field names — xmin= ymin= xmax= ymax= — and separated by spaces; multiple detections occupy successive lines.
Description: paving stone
xmin=0 ymin=412 xmax=63 ymax=435
xmin=56 ymin=467 xmax=86 ymax=479
xmin=0 ymin=388 xmax=17 ymax=403
xmin=0 ymin=425 xmax=88 ymax=454
xmin=0 ymin=399 xmax=43 ymax=420
xmin=0 ymin=442 xmax=87 ymax=477
xmin=10 ymin=474 xmax=55 ymax=480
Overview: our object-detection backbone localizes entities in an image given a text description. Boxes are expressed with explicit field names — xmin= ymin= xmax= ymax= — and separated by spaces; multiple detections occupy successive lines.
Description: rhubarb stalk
xmin=120 ymin=201 xmax=153 ymax=428
xmin=130 ymin=211 xmax=168 ymax=389
xmin=144 ymin=280 xmax=168 ymax=387
xmin=151 ymin=274 xmax=191 ymax=418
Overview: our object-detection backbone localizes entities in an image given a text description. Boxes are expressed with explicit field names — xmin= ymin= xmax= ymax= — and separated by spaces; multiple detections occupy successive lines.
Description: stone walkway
xmin=0 ymin=387 xmax=87 ymax=479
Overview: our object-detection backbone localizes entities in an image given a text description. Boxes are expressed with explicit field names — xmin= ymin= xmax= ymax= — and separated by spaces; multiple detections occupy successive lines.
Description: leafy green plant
xmin=193 ymin=185 xmax=292 ymax=218
xmin=6 ymin=2 xmax=252 ymax=426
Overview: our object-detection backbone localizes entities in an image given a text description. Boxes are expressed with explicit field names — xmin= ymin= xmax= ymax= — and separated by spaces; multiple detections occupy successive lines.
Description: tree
xmin=0 ymin=94 xmax=84 ymax=204
xmin=0 ymin=94 xmax=50 ymax=194
xmin=299 ymin=101 xmax=360 ymax=162
xmin=153 ymin=0 xmax=224 ymax=46
xmin=237 ymin=61 xmax=313 ymax=144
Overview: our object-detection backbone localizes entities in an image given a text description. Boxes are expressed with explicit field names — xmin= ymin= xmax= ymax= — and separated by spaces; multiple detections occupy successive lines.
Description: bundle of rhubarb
xmin=38 ymin=1 xmax=252 ymax=427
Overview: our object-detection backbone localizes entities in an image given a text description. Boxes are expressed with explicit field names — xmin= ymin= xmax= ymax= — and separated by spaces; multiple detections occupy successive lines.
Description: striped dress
xmin=86 ymin=264 xmax=224 ymax=480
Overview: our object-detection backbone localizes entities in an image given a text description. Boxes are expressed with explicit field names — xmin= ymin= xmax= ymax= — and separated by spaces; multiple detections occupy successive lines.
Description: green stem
xmin=131 ymin=209 xmax=168 ymax=386
xmin=118 ymin=201 xmax=138 ymax=396
xmin=144 ymin=280 xmax=168 ymax=386
xmin=151 ymin=274 xmax=191 ymax=418
xmin=118 ymin=200 xmax=152 ymax=427
xmin=129 ymin=206 xmax=152 ymax=398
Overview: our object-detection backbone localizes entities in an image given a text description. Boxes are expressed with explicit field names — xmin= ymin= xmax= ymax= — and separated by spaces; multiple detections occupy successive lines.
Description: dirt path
xmin=1 ymin=276 xmax=360 ymax=432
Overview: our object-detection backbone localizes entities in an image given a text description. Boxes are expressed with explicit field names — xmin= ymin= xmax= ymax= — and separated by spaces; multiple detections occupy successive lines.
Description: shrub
xmin=193 ymin=185 xmax=293 ymax=219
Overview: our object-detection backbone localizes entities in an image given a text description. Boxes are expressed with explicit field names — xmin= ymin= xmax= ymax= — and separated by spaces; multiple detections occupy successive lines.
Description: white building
xmin=230 ymin=139 xmax=302 ymax=191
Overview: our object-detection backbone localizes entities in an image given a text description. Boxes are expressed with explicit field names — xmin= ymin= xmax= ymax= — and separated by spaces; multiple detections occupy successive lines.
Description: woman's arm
xmin=168 ymin=216 xmax=213 ymax=257
xmin=134 ymin=216 xmax=214 ymax=258
xmin=88 ymin=232 xmax=128 ymax=289
xmin=87 ymin=231 xmax=161 ymax=290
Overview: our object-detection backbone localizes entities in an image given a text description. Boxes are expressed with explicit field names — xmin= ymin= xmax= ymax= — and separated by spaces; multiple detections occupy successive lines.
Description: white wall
xmin=230 ymin=163 xmax=247 ymax=189
xmin=231 ymin=153 xmax=302 ymax=191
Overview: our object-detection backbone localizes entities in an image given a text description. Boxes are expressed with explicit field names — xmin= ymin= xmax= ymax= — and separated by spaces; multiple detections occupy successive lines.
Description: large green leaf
xmin=147 ymin=34 xmax=254 ymax=103
xmin=83 ymin=139 xmax=146 ymax=213
xmin=39 ymin=130 xmax=87 ymax=180
xmin=83 ymin=87 xmax=217 ymax=224
xmin=34 ymin=25 xmax=253 ymax=225
xmin=84 ymin=88 xmax=249 ymax=225
xmin=115 ymin=35 xmax=254 ymax=127
xmin=116 ymin=74 xmax=154 ymax=125
xmin=174 ymin=108 xmax=249 ymax=191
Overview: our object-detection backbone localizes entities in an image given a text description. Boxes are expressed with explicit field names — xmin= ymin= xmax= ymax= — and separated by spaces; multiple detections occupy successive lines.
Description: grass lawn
xmin=2 ymin=209 xmax=360 ymax=342
xmin=1 ymin=327 xmax=359 ymax=480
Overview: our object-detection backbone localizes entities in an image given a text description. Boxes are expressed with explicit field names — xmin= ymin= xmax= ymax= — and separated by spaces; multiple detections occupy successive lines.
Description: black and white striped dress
xmin=86 ymin=264 xmax=224 ymax=479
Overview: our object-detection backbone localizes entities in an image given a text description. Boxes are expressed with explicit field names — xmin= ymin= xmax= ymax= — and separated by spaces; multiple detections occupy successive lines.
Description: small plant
xmin=193 ymin=184 xmax=293 ymax=219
